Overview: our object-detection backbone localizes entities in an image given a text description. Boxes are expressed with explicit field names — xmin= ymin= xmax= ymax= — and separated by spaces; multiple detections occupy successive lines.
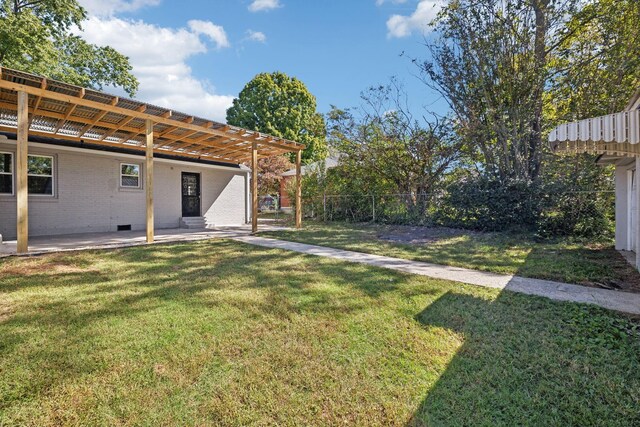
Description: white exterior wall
xmin=0 ymin=139 xmax=248 ymax=239
xmin=615 ymin=163 xmax=630 ymax=250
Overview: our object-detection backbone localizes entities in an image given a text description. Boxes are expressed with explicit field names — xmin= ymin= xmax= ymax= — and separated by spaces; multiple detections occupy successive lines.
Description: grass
xmin=1 ymin=239 xmax=639 ymax=425
xmin=260 ymin=222 xmax=640 ymax=287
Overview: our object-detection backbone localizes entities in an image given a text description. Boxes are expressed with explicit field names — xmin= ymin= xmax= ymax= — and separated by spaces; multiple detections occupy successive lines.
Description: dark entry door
xmin=181 ymin=172 xmax=201 ymax=217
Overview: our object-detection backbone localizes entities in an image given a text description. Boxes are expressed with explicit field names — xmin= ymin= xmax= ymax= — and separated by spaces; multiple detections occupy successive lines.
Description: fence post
xmin=323 ymin=193 xmax=327 ymax=222
xmin=371 ymin=194 xmax=376 ymax=223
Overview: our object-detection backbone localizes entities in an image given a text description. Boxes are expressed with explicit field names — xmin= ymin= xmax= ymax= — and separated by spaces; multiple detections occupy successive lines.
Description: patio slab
xmin=0 ymin=225 xmax=287 ymax=257
xmin=233 ymin=235 xmax=640 ymax=315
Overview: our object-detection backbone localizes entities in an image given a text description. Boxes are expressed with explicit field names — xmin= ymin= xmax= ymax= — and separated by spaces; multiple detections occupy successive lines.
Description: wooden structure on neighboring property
xmin=0 ymin=67 xmax=305 ymax=253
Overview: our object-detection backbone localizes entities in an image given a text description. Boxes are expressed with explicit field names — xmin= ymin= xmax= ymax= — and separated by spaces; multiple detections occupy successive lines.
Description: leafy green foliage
xmin=226 ymin=72 xmax=327 ymax=163
xmin=0 ymin=0 xmax=138 ymax=95
xmin=437 ymin=176 xmax=541 ymax=232
xmin=549 ymin=0 xmax=640 ymax=120
xmin=255 ymin=155 xmax=292 ymax=195
xmin=327 ymin=82 xmax=462 ymax=217
xmin=417 ymin=0 xmax=579 ymax=183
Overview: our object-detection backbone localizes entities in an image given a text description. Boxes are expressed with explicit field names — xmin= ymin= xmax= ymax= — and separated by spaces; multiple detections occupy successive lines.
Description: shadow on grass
xmin=2 ymin=238 xmax=639 ymax=424
xmin=408 ymin=291 xmax=640 ymax=426
xmin=0 ymin=239 xmax=425 ymax=406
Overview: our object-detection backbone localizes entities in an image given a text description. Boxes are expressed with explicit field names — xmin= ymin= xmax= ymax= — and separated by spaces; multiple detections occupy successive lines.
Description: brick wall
xmin=0 ymin=139 xmax=248 ymax=239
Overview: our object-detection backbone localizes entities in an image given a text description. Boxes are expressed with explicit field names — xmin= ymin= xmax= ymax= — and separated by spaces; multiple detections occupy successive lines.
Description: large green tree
xmin=549 ymin=0 xmax=640 ymax=121
xmin=226 ymin=72 xmax=327 ymax=163
xmin=418 ymin=0 xmax=579 ymax=183
xmin=0 ymin=0 xmax=138 ymax=95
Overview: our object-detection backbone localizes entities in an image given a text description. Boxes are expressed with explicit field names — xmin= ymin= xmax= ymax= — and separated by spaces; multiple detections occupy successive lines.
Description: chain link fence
xmin=296 ymin=190 xmax=615 ymax=239
xmin=257 ymin=194 xmax=285 ymax=222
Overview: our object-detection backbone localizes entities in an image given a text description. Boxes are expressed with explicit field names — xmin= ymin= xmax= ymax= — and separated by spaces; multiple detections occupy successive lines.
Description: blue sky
xmin=77 ymin=0 xmax=446 ymax=122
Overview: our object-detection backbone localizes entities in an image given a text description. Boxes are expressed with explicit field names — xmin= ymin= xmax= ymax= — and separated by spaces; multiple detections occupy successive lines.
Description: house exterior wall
xmin=279 ymin=176 xmax=293 ymax=208
xmin=615 ymin=163 xmax=630 ymax=250
xmin=0 ymin=139 xmax=248 ymax=240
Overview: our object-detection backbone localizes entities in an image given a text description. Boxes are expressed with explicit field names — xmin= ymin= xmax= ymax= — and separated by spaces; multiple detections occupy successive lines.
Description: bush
xmin=436 ymin=177 xmax=540 ymax=232
xmin=536 ymin=191 xmax=615 ymax=239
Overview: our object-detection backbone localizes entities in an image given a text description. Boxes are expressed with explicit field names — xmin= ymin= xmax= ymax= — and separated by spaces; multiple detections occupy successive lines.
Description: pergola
xmin=0 ymin=67 xmax=304 ymax=253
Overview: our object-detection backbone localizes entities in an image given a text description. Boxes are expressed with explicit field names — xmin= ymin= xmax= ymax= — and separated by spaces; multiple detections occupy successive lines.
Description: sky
xmin=76 ymin=0 xmax=447 ymax=123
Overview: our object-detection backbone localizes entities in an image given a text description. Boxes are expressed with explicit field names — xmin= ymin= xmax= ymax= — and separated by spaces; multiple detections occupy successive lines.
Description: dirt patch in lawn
xmin=578 ymin=249 xmax=640 ymax=294
xmin=377 ymin=225 xmax=640 ymax=294
xmin=0 ymin=257 xmax=98 ymax=278
xmin=376 ymin=225 xmax=484 ymax=244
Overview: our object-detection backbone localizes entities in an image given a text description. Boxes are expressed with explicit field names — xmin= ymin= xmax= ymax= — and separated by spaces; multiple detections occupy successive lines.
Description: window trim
xmin=0 ymin=151 xmax=13 ymax=196
xmin=120 ymin=162 xmax=142 ymax=189
xmin=27 ymin=154 xmax=55 ymax=197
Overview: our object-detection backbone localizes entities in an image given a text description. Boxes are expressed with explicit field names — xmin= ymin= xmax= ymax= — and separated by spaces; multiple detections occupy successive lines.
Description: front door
xmin=182 ymin=172 xmax=201 ymax=217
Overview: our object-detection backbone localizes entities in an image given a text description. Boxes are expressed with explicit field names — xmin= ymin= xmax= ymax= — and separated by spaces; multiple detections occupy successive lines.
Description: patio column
xmin=16 ymin=91 xmax=29 ymax=254
xmin=146 ymin=119 xmax=154 ymax=243
xmin=251 ymin=141 xmax=258 ymax=233
xmin=295 ymin=149 xmax=302 ymax=229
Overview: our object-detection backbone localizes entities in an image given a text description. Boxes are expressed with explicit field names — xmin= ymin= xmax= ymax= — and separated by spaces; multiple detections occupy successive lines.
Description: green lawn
xmin=261 ymin=222 xmax=640 ymax=288
xmin=1 ymin=240 xmax=639 ymax=426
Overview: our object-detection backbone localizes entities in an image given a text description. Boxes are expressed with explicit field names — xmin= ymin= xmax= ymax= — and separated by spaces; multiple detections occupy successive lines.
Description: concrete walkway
xmin=233 ymin=236 xmax=640 ymax=315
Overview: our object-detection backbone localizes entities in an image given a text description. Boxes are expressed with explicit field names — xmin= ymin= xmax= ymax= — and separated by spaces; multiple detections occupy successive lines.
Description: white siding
xmin=0 ymin=139 xmax=248 ymax=239
xmin=615 ymin=164 xmax=629 ymax=250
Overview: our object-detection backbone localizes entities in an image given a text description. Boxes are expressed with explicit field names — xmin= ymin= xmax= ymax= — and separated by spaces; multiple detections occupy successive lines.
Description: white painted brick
xmin=0 ymin=140 xmax=248 ymax=239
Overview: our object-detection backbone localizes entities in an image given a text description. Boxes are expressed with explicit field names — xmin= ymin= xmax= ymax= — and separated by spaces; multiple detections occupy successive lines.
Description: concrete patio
xmin=0 ymin=225 xmax=288 ymax=257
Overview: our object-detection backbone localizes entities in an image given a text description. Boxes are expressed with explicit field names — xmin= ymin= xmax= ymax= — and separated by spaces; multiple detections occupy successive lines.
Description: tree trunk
xmin=529 ymin=0 xmax=549 ymax=182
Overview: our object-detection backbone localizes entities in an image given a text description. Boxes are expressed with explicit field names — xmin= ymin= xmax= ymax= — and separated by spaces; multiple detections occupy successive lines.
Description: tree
xmin=328 ymin=82 xmax=462 ymax=218
xmin=549 ymin=0 xmax=640 ymax=121
xmin=416 ymin=0 xmax=579 ymax=183
xmin=226 ymin=72 xmax=327 ymax=163
xmin=0 ymin=0 xmax=138 ymax=95
xmin=255 ymin=156 xmax=293 ymax=195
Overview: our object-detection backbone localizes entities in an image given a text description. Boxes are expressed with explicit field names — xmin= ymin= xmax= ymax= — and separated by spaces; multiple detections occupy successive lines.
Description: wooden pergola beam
xmin=28 ymin=78 xmax=47 ymax=127
xmin=0 ymin=77 xmax=302 ymax=153
xmin=0 ymin=125 xmax=238 ymax=163
xmin=52 ymin=88 xmax=85 ymax=133
xmin=100 ymin=105 xmax=146 ymax=141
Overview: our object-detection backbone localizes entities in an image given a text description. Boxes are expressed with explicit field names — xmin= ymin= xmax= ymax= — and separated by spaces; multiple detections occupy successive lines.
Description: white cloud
xmin=386 ymin=0 xmax=443 ymax=38
xmin=78 ymin=16 xmax=235 ymax=122
xmin=79 ymin=0 xmax=160 ymax=17
xmin=188 ymin=20 xmax=230 ymax=49
xmin=246 ymin=30 xmax=267 ymax=43
xmin=248 ymin=0 xmax=282 ymax=12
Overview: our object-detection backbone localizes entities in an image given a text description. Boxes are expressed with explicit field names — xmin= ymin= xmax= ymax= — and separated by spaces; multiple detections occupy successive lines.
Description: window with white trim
xmin=120 ymin=163 xmax=141 ymax=188
xmin=0 ymin=152 xmax=12 ymax=194
xmin=28 ymin=155 xmax=54 ymax=195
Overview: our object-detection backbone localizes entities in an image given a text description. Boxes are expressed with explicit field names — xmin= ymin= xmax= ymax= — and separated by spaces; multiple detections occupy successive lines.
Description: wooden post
xmin=251 ymin=141 xmax=258 ymax=233
xmin=146 ymin=119 xmax=154 ymax=243
xmin=295 ymin=149 xmax=302 ymax=229
xmin=16 ymin=91 xmax=28 ymax=254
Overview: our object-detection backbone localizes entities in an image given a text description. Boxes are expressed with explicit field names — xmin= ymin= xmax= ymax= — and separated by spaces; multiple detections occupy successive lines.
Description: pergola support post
xmin=251 ymin=141 xmax=258 ymax=233
xmin=146 ymin=119 xmax=154 ymax=243
xmin=295 ymin=149 xmax=302 ymax=229
xmin=16 ymin=91 xmax=28 ymax=254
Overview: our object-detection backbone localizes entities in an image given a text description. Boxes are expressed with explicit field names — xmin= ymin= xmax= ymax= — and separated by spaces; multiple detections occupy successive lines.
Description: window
xmin=0 ymin=152 xmax=12 ymax=194
xmin=28 ymin=155 xmax=54 ymax=195
xmin=120 ymin=163 xmax=141 ymax=188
